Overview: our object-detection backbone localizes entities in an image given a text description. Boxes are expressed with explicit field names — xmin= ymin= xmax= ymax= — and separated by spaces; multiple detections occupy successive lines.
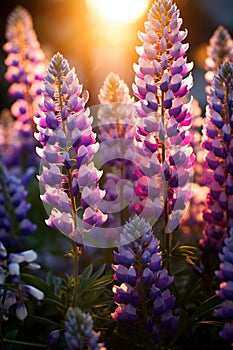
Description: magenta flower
xmin=35 ymin=53 xmax=107 ymax=245
xmin=3 ymin=6 xmax=45 ymax=167
xmin=132 ymin=0 xmax=194 ymax=248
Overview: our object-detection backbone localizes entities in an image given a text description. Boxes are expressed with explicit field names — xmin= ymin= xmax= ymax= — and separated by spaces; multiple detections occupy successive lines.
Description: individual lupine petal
xmin=113 ymin=248 xmax=135 ymax=266
xmin=23 ymin=285 xmax=44 ymax=300
xmin=219 ymin=322 xmax=233 ymax=342
xmin=111 ymin=303 xmax=137 ymax=323
xmin=8 ymin=262 xmax=20 ymax=276
xmin=16 ymin=302 xmax=28 ymax=321
xmin=82 ymin=207 xmax=108 ymax=228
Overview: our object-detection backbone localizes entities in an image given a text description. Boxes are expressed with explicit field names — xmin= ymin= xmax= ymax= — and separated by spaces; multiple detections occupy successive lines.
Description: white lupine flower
xmin=23 ymin=285 xmax=44 ymax=300
xmin=8 ymin=262 xmax=20 ymax=276
xmin=16 ymin=302 xmax=28 ymax=321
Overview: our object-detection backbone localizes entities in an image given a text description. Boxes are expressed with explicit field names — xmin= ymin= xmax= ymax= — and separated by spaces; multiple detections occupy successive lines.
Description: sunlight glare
xmin=86 ymin=0 xmax=150 ymax=24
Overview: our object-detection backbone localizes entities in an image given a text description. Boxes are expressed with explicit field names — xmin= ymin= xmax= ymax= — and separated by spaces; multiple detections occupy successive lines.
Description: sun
xmin=86 ymin=0 xmax=150 ymax=24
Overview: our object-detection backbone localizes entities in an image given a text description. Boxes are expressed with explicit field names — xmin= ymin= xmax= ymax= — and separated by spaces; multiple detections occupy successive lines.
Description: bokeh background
xmin=0 ymin=0 xmax=233 ymax=112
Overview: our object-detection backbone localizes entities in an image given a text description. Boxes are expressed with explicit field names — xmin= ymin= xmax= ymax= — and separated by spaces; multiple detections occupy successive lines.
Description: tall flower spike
xmin=200 ymin=61 xmax=233 ymax=251
xmin=0 ymin=162 xmax=36 ymax=249
xmin=3 ymin=6 xmax=45 ymax=168
xmin=64 ymin=307 xmax=106 ymax=350
xmin=215 ymin=228 xmax=233 ymax=343
xmin=35 ymin=53 xmax=107 ymax=245
xmin=97 ymin=73 xmax=139 ymax=225
xmin=205 ymin=25 xmax=233 ymax=90
xmin=132 ymin=0 xmax=194 ymax=243
xmin=112 ymin=216 xmax=179 ymax=344
xmin=0 ymin=109 xmax=22 ymax=169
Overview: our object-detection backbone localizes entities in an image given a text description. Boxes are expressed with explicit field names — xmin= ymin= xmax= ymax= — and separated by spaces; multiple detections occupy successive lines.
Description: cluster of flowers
xmin=64 ymin=307 xmax=106 ymax=350
xmin=34 ymin=52 xmax=107 ymax=244
xmin=131 ymin=0 xmax=194 ymax=232
xmin=1 ymin=0 xmax=233 ymax=347
xmin=112 ymin=216 xmax=178 ymax=343
xmin=201 ymin=61 xmax=233 ymax=251
xmin=0 ymin=241 xmax=43 ymax=321
xmin=215 ymin=228 xmax=233 ymax=342
xmin=0 ymin=164 xmax=36 ymax=248
xmin=3 ymin=5 xmax=45 ymax=168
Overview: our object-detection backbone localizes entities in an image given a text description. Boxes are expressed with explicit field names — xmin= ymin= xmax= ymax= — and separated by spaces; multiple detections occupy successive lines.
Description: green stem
xmin=160 ymin=92 xmax=171 ymax=263
xmin=72 ymin=244 xmax=80 ymax=307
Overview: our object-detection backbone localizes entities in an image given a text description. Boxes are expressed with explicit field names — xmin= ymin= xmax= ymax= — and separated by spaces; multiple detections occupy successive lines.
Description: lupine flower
xmin=3 ymin=5 xmax=45 ymax=167
xmin=0 ymin=241 xmax=43 ymax=321
xmin=0 ymin=163 xmax=36 ymax=248
xmin=35 ymin=53 xmax=107 ymax=244
xmin=205 ymin=25 xmax=233 ymax=91
xmin=132 ymin=0 xmax=194 ymax=235
xmin=112 ymin=216 xmax=179 ymax=344
xmin=0 ymin=109 xmax=22 ymax=170
xmin=215 ymin=228 xmax=233 ymax=343
xmin=64 ymin=307 xmax=106 ymax=350
xmin=200 ymin=61 xmax=233 ymax=251
xmin=97 ymin=73 xmax=138 ymax=224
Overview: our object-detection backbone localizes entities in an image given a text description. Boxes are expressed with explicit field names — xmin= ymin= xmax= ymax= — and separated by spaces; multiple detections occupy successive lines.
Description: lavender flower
xmin=112 ymin=216 xmax=179 ymax=344
xmin=0 ymin=241 xmax=43 ymax=321
xmin=132 ymin=0 xmax=194 ymax=240
xmin=215 ymin=228 xmax=233 ymax=343
xmin=97 ymin=73 xmax=139 ymax=224
xmin=200 ymin=61 xmax=233 ymax=251
xmin=0 ymin=163 xmax=36 ymax=248
xmin=64 ymin=307 xmax=106 ymax=350
xmin=3 ymin=6 xmax=45 ymax=168
xmin=35 ymin=53 xmax=107 ymax=244
xmin=205 ymin=26 xmax=233 ymax=90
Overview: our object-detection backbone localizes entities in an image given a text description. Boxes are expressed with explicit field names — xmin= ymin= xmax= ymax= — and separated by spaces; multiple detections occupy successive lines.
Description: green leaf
xmin=28 ymin=315 xmax=61 ymax=327
xmin=190 ymin=295 xmax=222 ymax=321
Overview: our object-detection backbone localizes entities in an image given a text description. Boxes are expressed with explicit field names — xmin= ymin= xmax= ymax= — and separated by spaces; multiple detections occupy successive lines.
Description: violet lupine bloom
xmin=35 ymin=53 xmax=107 ymax=244
xmin=215 ymin=228 xmax=233 ymax=343
xmin=205 ymin=25 xmax=233 ymax=91
xmin=3 ymin=5 xmax=45 ymax=167
xmin=200 ymin=61 xmax=233 ymax=251
xmin=0 ymin=109 xmax=22 ymax=169
xmin=132 ymin=0 xmax=194 ymax=235
xmin=97 ymin=73 xmax=138 ymax=223
xmin=0 ymin=163 xmax=36 ymax=248
xmin=0 ymin=241 xmax=43 ymax=321
xmin=64 ymin=307 xmax=106 ymax=350
xmin=112 ymin=216 xmax=179 ymax=344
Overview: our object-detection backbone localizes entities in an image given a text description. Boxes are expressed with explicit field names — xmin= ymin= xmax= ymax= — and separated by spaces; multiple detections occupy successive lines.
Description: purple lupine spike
xmin=0 ymin=109 xmax=22 ymax=170
xmin=215 ymin=228 xmax=233 ymax=343
xmin=111 ymin=216 xmax=179 ymax=344
xmin=97 ymin=73 xmax=140 ymax=225
xmin=0 ymin=163 xmax=36 ymax=248
xmin=131 ymin=0 xmax=194 ymax=240
xmin=64 ymin=307 xmax=106 ymax=350
xmin=205 ymin=26 xmax=233 ymax=90
xmin=35 ymin=53 xmax=107 ymax=245
xmin=3 ymin=6 xmax=45 ymax=168
xmin=200 ymin=61 xmax=233 ymax=251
